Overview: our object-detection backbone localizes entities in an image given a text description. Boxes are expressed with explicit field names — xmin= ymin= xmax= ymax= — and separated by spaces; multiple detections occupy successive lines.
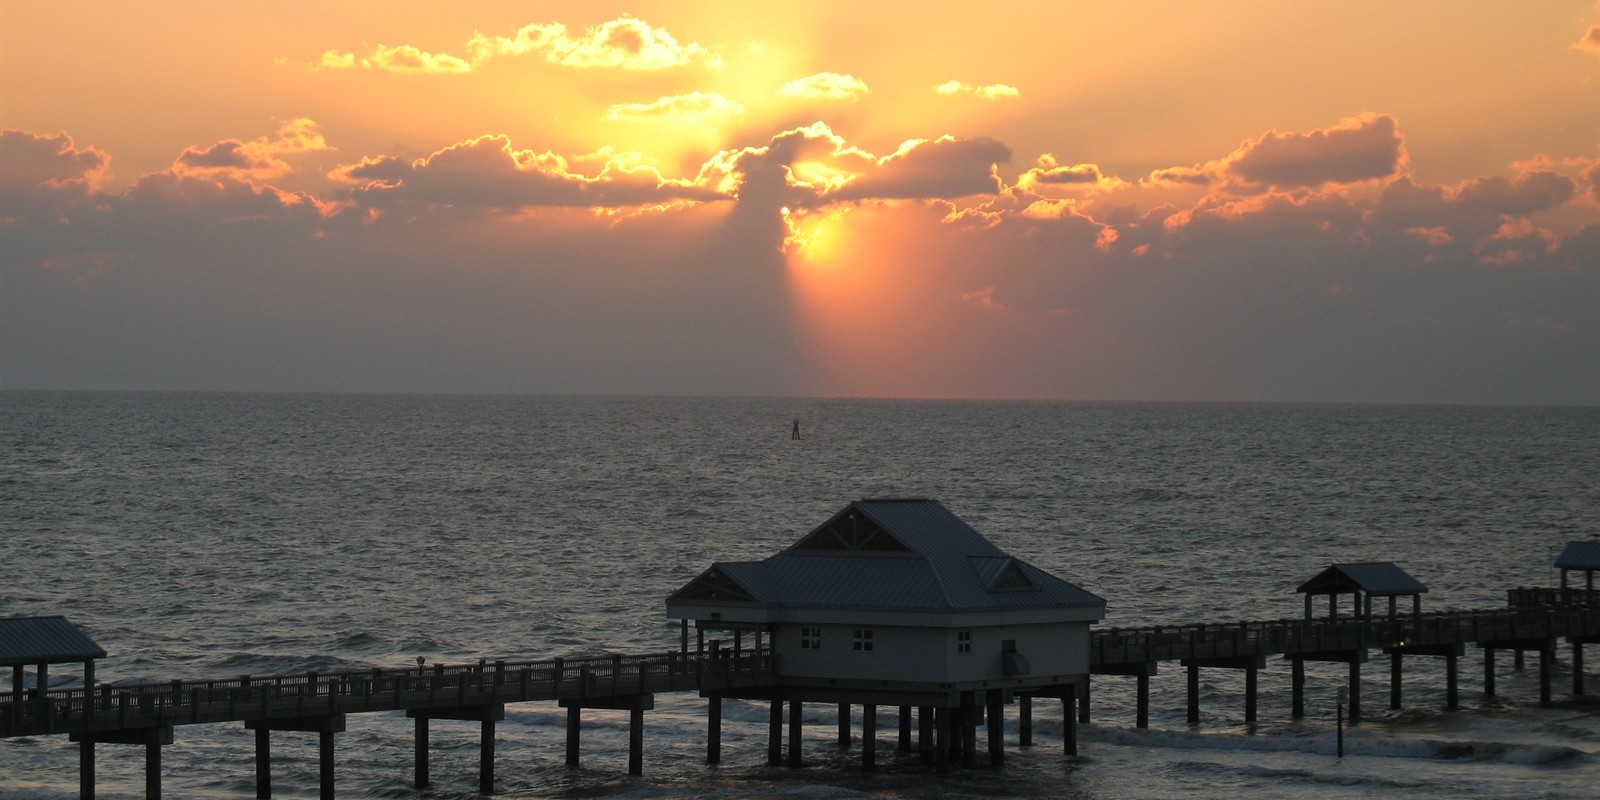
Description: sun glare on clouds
xmin=1 ymin=2 xmax=1596 ymax=402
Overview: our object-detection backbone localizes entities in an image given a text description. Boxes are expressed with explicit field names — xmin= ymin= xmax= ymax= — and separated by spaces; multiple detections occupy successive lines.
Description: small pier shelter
xmin=668 ymin=499 xmax=1105 ymax=770
xmin=1554 ymin=541 xmax=1600 ymax=600
xmin=1298 ymin=562 xmax=1427 ymax=620
xmin=2 ymin=615 xmax=105 ymax=707
xmin=1292 ymin=563 xmax=1433 ymax=721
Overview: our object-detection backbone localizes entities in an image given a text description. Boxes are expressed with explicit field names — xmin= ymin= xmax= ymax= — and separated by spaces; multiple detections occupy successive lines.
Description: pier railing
xmin=1091 ymin=605 xmax=1600 ymax=666
xmin=1508 ymin=586 xmax=1600 ymax=607
xmin=1 ymin=650 xmax=773 ymax=738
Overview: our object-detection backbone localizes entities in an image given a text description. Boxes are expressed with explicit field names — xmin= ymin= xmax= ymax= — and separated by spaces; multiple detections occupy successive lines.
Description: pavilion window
xmin=852 ymin=629 xmax=874 ymax=652
xmin=800 ymin=626 xmax=821 ymax=650
xmin=957 ymin=630 xmax=972 ymax=654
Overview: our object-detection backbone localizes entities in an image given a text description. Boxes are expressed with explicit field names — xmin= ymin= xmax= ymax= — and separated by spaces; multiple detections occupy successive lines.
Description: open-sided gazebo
xmin=1 ymin=615 xmax=106 ymax=712
xmin=1297 ymin=562 xmax=1427 ymax=621
xmin=1554 ymin=541 xmax=1600 ymax=601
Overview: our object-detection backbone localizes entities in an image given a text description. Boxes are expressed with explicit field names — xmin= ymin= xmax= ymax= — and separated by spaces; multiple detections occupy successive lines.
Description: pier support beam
xmin=1288 ymin=650 xmax=1367 ymax=721
xmin=1540 ymin=647 xmax=1554 ymax=707
xmin=1382 ymin=643 xmax=1463 ymax=712
xmin=255 ymin=726 xmax=270 ymax=799
xmin=918 ymin=706 xmax=933 ymax=765
xmin=629 ymin=705 xmax=644 ymax=776
xmin=788 ymin=699 xmax=803 ymax=768
xmin=1094 ymin=661 xmax=1158 ymax=728
xmin=78 ymin=737 xmax=92 ymax=800
xmin=707 ymin=695 xmax=722 ymax=764
xmin=1349 ymin=659 xmax=1362 ymax=723
xmin=1245 ymin=666 xmax=1258 ymax=724
xmin=1182 ymin=656 xmax=1265 ymax=725
xmin=1138 ymin=673 xmax=1151 ymax=728
xmin=1447 ymin=651 xmax=1459 ymax=710
xmin=986 ymin=690 xmax=1004 ymax=766
xmin=1481 ymin=638 xmax=1555 ymax=705
xmin=566 ymin=706 xmax=581 ymax=767
xmin=1484 ymin=647 xmax=1496 ymax=697
xmin=898 ymin=705 xmax=912 ymax=752
xmin=934 ymin=707 xmax=950 ymax=773
xmin=1291 ymin=659 xmax=1305 ymax=718
xmin=1574 ymin=640 xmax=1589 ymax=697
xmin=70 ymin=727 xmax=175 ymax=800
xmin=1391 ymin=651 xmax=1404 ymax=710
xmin=1019 ymin=695 xmax=1033 ymax=746
xmin=408 ymin=704 xmax=504 ymax=793
xmin=838 ymin=703 xmax=851 ymax=747
xmin=246 ymin=714 xmax=345 ymax=800
xmin=414 ymin=716 xmax=429 ymax=788
xmin=1078 ymin=680 xmax=1091 ymax=724
xmin=1186 ymin=664 xmax=1200 ymax=725
xmin=767 ymin=699 xmax=782 ymax=766
xmin=1062 ymin=684 xmax=1078 ymax=757
xmin=559 ymin=694 xmax=651 ymax=776
xmin=960 ymin=691 xmax=977 ymax=768
xmin=862 ymin=704 xmax=877 ymax=772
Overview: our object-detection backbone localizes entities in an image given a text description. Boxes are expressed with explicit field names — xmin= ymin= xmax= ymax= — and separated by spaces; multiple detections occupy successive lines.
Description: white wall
xmin=770 ymin=620 xmax=1090 ymax=684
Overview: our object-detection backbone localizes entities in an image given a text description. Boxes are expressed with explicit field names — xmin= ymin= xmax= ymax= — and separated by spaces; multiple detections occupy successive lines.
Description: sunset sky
xmin=4 ymin=1 xmax=1598 ymax=403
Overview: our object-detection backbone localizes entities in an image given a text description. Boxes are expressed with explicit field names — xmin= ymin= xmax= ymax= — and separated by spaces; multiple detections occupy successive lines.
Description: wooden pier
xmin=1087 ymin=598 xmax=1600 ymax=727
xmin=3 ymin=651 xmax=771 ymax=798
xmin=4 ymin=593 xmax=1599 ymax=798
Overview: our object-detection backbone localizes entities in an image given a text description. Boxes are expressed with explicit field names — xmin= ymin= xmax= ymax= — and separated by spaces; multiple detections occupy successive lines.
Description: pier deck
xmin=3 ymin=593 xmax=1598 ymax=797
xmin=2 ymin=651 xmax=771 ymax=739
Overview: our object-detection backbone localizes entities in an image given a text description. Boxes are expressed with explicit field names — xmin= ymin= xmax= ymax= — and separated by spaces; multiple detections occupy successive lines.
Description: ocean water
xmin=1 ymin=392 xmax=1597 ymax=799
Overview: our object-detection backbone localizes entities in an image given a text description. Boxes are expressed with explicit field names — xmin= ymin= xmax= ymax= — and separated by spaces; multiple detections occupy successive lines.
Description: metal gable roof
xmin=1555 ymin=541 xmax=1600 ymax=570
xmin=1297 ymin=562 xmax=1428 ymax=596
xmin=670 ymin=499 xmax=1104 ymax=615
xmin=0 ymin=616 xmax=107 ymax=667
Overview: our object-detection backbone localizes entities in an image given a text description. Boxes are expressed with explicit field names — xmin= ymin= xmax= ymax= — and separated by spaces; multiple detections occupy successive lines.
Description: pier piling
xmin=706 ymin=695 xmax=722 ymax=764
xmin=788 ymin=700 xmax=802 ymax=767
xmin=767 ymin=700 xmax=782 ymax=765
xmin=862 ymin=705 xmax=877 ymax=771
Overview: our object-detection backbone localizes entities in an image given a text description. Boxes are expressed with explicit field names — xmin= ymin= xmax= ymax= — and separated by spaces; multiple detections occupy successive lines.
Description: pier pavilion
xmin=667 ymin=498 xmax=1106 ymax=771
xmin=1292 ymin=562 xmax=1437 ymax=720
xmin=1 ymin=616 xmax=105 ymax=705
xmin=1555 ymin=540 xmax=1600 ymax=601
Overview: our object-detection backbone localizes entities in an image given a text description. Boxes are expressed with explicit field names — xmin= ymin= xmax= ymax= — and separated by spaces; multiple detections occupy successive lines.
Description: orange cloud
xmin=1572 ymin=25 xmax=1600 ymax=54
xmin=780 ymin=72 xmax=870 ymax=100
xmin=828 ymin=135 xmax=1010 ymax=201
xmin=313 ymin=16 xmax=718 ymax=74
xmin=934 ymin=81 xmax=1020 ymax=100
xmin=1377 ymin=170 xmax=1576 ymax=243
xmin=1018 ymin=156 xmax=1130 ymax=194
xmin=603 ymin=92 xmax=744 ymax=122
xmin=960 ymin=285 xmax=1009 ymax=312
xmin=332 ymin=134 xmax=716 ymax=210
xmin=1146 ymin=166 xmax=1213 ymax=186
xmin=466 ymin=16 xmax=721 ymax=70
xmin=0 ymin=130 xmax=109 ymax=193
xmin=173 ymin=118 xmax=330 ymax=181
xmin=700 ymin=123 xmax=1010 ymax=214
xmin=317 ymin=44 xmax=471 ymax=73
xmin=1219 ymin=113 xmax=1406 ymax=190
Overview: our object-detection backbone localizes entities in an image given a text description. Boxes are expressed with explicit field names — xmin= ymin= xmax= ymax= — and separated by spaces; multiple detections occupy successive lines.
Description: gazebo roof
xmin=1554 ymin=541 xmax=1600 ymax=571
xmin=669 ymin=499 xmax=1105 ymax=615
xmin=0 ymin=616 xmax=107 ymax=667
xmin=1296 ymin=562 xmax=1428 ymax=597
